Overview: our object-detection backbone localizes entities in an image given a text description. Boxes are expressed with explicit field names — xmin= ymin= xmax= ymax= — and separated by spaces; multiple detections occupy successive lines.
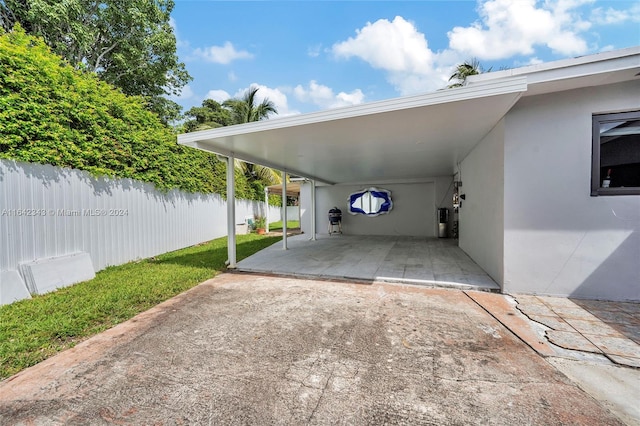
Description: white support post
xmin=282 ymin=171 xmax=287 ymax=250
xmin=311 ymin=180 xmax=317 ymax=241
xmin=227 ymin=155 xmax=236 ymax=268
xmin=264 ymin=186 xmax=269 ymax=233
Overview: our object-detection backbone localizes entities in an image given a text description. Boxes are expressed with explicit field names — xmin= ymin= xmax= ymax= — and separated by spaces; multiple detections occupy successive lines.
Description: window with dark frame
xmin=591 ymin=111 xmax=640 ymax=196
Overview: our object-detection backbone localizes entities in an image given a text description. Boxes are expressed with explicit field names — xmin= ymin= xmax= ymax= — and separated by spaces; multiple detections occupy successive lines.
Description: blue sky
xmin=170 ymin=0 xmax=640 ymax=116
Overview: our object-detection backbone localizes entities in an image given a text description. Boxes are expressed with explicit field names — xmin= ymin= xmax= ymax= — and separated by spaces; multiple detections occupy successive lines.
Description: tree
xmin=0 ymin=27 xmax=231 ymax=196
xmin=183 ymin=99 xmax=233 ymax=132
xmin=0 ymin=0 xmax=191 ymax=121
xmin=223 ymin=86 xmax=281 ymax=185
xmin=223 ymin=85 xmax=277 ymax=125
xmin=148 ymin=96 xmax=184 ymax=126
xmin=448 ymin=58 xmax=487 ymax=88
xmin=184 ymin=87 xmax=282 ymax=186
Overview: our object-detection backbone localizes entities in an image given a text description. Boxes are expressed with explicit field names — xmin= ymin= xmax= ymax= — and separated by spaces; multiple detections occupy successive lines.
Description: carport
xmin=177 ymin=77 xmax=527 ymax=287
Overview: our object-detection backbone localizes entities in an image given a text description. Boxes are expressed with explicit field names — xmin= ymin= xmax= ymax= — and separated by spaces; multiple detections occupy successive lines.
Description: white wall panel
xmin=458 ymin=119 xmax=505 ymax=288
xmin=315 ymin=182 xmax=436 ymax=237
xmin=503 ymin=80 xmax=640 ymax=301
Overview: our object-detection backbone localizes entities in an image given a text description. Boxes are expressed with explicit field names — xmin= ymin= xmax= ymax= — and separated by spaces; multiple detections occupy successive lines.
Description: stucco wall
xmin=310 ymin=181 xmax=442 ymax=237
xmin=503 ymin=80 xmax=640 ymax=301
xmin=458 ymin=119 xmax=505 ymax=287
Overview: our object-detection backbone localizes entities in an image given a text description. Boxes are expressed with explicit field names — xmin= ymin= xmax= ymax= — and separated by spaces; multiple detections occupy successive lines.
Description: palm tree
xmin=223 ymin=85 xmax=277 ymax=124
xmin=223 ymin=86 xmax=282 ymax=185
xmin=448 ymin=58 xmax=485 ymax=88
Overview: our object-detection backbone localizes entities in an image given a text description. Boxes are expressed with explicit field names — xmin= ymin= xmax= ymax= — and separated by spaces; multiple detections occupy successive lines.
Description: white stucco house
xmin=178 ymin=47 xmax=640 ymax=302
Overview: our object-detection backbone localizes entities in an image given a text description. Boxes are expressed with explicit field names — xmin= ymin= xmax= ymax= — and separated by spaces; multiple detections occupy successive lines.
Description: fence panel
xmin=0 ymin=159 xmax=280 ymax=277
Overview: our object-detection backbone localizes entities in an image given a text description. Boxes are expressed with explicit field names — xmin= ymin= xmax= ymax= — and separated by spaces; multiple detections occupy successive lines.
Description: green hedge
xmin=0 ymin=26 xmax=265 ymax=200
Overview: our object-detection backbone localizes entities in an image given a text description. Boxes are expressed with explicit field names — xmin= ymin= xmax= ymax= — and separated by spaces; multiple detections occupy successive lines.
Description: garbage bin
xmin=438 ymin=208 xmax=448 ymax=238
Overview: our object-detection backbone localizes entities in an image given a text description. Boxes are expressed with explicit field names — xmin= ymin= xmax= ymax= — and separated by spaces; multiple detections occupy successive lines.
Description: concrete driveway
xmin=0 ymin=274 xmax=626 ymax=425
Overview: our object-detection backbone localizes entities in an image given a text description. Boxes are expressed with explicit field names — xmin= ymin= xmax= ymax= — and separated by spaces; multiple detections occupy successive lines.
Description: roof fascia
xmin=467 ymin=46 xmax=640 ymax=85
xmin=177 ymin=77 xmax=528 ymax=144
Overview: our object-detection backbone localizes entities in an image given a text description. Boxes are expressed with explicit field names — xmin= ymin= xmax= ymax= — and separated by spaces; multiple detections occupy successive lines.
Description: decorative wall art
xmin=348 ymin=187 xmax=393 ymax=216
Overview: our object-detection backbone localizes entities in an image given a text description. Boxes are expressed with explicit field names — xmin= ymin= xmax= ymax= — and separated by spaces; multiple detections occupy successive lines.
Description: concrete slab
xmin=0 ymin=274 xmax=622 ymax=425
xmin=514 ymin=294 xmax=640 ymax=369
xmin=465 ymin=291 xmax=558 ymax=357
xmin=592 ymin=336 xmax=640 ymax=359
xmin=0 ymin=270 xmax=31 ymax=306
xmin=563 ymin=318 xmax=624 ymax=337
xmin=468 ymin=292 xmax=640 ymax=424
xmin=572 ymin=299 xmax=640 ymax=345
xmin=608 ymin=355 xmax=640 ymax=369
xmin=548 ymin=358 xmax=640 ymax=426
xmin=547 ymin=330 xmax=603 ymax=353
xmin=19 ymin=252 xmax=95 ymax=295
xmin=237 ymin=234 xmax=500 ymax=292
xmin=518 ymin=303 xmax=557 ymax=317
xmin=527 ymin=314 xmax=575 ymax=332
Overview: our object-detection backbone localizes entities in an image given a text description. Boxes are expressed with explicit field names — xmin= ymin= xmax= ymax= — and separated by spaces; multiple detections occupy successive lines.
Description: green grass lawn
xmin=268 ymin=220 xmax=300 ymax=231
xmin=0 ymin=234 xmax=280 ymax=380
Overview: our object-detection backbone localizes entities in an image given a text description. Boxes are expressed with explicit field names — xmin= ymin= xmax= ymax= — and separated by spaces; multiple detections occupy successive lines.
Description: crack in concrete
xmin=432 ymin=375 xmax=552 ymax=385
xmin=306 ymin=357 xmax=337 ymax=423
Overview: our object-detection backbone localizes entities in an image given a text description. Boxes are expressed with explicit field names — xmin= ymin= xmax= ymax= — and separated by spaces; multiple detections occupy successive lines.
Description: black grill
xmin=328 ymin=207 xmax=342 ymax=224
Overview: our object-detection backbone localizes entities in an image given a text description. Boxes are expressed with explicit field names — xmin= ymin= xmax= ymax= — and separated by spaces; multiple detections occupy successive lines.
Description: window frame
xmin=591 ymin=110 xmax=640 ymax=196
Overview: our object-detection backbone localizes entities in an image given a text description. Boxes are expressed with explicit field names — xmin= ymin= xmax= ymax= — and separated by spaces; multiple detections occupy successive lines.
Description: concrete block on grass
xmin=0 ymin=270 xmax=31 ymax=305
xmin=19 ymin=252 xmax=95 ymax=295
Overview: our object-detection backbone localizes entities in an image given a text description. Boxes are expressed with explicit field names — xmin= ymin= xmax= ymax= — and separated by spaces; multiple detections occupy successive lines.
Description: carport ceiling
xmin=178 ymin=78 xmax=527 ymax=185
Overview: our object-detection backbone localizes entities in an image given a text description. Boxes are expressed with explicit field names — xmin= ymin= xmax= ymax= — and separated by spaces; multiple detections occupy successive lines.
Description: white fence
xmin=0 ymin=159 xmax=281 ymax=303
xmin=286 ymin=205 xmax=300 ymax=221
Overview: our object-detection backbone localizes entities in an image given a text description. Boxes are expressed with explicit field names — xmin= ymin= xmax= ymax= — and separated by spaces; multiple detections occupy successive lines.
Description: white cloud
xmin=169 ymin=17 xmax=189 ymax=49
xmin=599 ymin=44 xmax=616 ymax=52
xmin=193 ymin=42 xmax=253 ymax=64
xmin=307 ymin=44 xmax=322 ymax=58
xmin=525 ymin=57 xmax=544 ymax=65
xmin=235 ymin=84 xmax=300 ymax=117
xmin=204 ymin=89 xmax=231 ymax=103
xmin=203 ymin=85 xmax=299 ymax=116
xmin=168 ymin=84 xmax=194 ymax=101
xmin=333 ymin=16 xmax=434 ymax=74
xmin=228 ymin=71 xmax=238 ymax=82
xmin=330 ymin=2 xmax=636 ymax=97
xmin=294 ymin=81 xmax=365 ymax=109
xmin=590 ymin=4 xmax=640 ymax=25
xmin=448 ymin=0 xmax=592 ymax=59
xmin=331 ymin=16 xmax=451 ymax=95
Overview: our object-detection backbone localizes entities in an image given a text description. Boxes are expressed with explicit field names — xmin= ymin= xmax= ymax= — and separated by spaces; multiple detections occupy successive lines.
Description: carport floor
xmin=236 ymin=234 xmax=500 ymax=291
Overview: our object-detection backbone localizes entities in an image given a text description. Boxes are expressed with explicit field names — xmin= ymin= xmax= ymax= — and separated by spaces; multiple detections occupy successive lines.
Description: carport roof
xmin=176 ymin=46 xmax=639 ymax=185
xmin=267 ymin=182 xmax=301 ymax=197
xmin=178 ymin=78 xmax=527 ymax=185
